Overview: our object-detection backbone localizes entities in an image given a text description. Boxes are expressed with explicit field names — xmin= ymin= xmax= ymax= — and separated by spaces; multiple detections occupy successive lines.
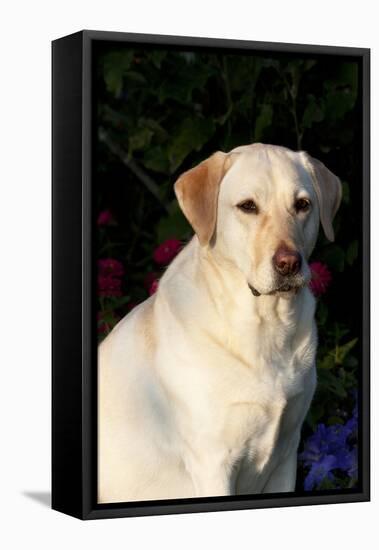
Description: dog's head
xmin=174 ymin=143 xmax=342 ymax=297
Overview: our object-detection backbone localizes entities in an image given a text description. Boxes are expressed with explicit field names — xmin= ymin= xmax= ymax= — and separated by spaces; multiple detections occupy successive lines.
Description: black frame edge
xmin=361 ymin=48 xmax=371 ymax=501
xmin=84 ymin=492 xmax=369 ymax=520
xmin=52 ymin=31 xmax=85 ymax=519
xmin=82 ymin=29 xmax=369 ymax=56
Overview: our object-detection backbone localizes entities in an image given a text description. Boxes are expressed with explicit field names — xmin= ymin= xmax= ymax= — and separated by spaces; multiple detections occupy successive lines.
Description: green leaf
xmin=321 ymin=244 xmax=345 ymax=272
xmin=179 ymin=52 xmax=196 ymax=64
xmin=157 ymin=59 xmax=211 ymax=104
xmin=149 ymin=50 xmax=167 ymax=69
xmin=339 ymin=62 xmax=358 ymax=98
xmin=168 ymin=117 xmax=215 ymax=173
xmin=302 ymin=95 xmax=324 ymax=129
xmin=285 ymin=60 xmax=302 ymax=98
xmin=316 ymin=301 xmax=329 ymax=326
xmin=143 ymin=118 xmax=169 ymax=142
xmin=317 ymin=369 xmax=348 ymax=398
xmin=318 ymin=477 xmax=339 ymax=490
xmin=335 ymin=338 xmax=358 ymax=365
xmin=124 ymin=70 xmax=147 ymax=84
xmin=318 ymin=353 xmax=335 ymax=370
xmin=344 ymin=355 xmax=358 ymax=369
xmin=323 ymin=63 xmax=358 ymax=122
xmin=102 ymin=295 xmax=131 ymax=311
xmin=156 ymin=201 xmax=192 ymax=242
xmin=342 ymin=181 xmax=350 ymax=204
xmin=142 ymin=146 xmax=170 ymax=174
xmin=103 ymin=51 xmax=134 ymax=96
xmin=346 ymin=240 xmax=359 ymax=266
xmin=262 ymin=59 xmax=280 ymax=70
xmin=327 ymin=416 xmax=345 ymax=425
xmin=254 ymin=104 xmax=273 ymax=141
xmin=305 ymin=402 xmax=325 ymax=430
xmin=304 ymin=60 xmax=317 ymax=72
xmin=128 ymin=127 xmax=154 ymax=155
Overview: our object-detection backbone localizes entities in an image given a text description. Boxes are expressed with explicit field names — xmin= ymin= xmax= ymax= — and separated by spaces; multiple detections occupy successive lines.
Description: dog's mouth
xmin=248 ymin=281 xmax=306 ymax=297
xmin=248 ymin=284 xmax=262 ymax=296
xmin=269 ymin=284 xmax=301 ymax=296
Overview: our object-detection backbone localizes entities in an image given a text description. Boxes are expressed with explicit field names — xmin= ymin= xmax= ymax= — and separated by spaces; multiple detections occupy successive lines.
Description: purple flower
xmin=299 ymin=399 xmax=359 ymax=490
xmin=346 ymin=415 xmax=358 ymax=436
xmin=334 ymin=447 xmax=355 ymax=471
xmin=299 ymin=423 xmax=348 ymax=467
xmin=325 ymin=423 xmax=350 ymax=453
xmin=304 ymin=455 xmax=337 ymax=491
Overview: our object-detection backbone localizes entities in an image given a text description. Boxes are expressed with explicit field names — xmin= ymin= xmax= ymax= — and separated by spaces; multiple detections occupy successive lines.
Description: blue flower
xmin=325 ymin=423 xmax=350 ymax=453
xmin=299 ymin=423 xmax=330 ymax=466
xmin=304 ymin=455 xmax=337 ymax=491
xmin=299 ymin=423 xmax=349 ymax=467
xmin=345 ymin=416 xmax=358 ymax=436
xmin=299 ymin=400 xmax=359 ymax=490
xmin=334 ymin=446 xmax=355 ymax=471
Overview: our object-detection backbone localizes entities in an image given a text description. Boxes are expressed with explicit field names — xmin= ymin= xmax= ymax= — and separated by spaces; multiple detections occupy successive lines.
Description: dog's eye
xmin=295 ymin=198 xmax=311 ymax=213
xmin=237 ymin=200 xmax=259 ymax=214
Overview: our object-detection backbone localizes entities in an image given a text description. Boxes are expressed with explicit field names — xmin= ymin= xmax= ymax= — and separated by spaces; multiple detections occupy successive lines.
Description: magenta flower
xmin=98 ymin=259 xmax=124 ymax=297
xmin=153 ymin=238 xmax=181 ymax=265
xmin=98 ymin=275 xmax=122 ymax=297
xmin=149 ymin=279 xmax=159 ymax=295
xmin=98 ymin=258 xmax=124 ymax=278
xmin=309 ymin=261 xmax=332 ymax=297
xmin=97 ymin=209 xmax=113 ymax=226
xmin=144 ymin=271 xmax=159 ymax=291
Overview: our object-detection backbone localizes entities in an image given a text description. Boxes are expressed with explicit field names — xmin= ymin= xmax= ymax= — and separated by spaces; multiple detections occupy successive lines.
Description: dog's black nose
xmin=273 ymin=246 xmax=302 ymax=276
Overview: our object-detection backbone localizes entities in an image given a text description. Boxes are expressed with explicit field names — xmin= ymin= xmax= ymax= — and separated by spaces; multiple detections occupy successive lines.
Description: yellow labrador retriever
xmin=98 ymin=143 xmax=342 ymax=503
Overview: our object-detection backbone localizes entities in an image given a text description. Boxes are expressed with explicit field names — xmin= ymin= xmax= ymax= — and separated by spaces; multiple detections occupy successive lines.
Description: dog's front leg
xmin=261 ymin=441 xmax=299 ymax=493
xmin=185 ymin=454 xmax=234 ymax=498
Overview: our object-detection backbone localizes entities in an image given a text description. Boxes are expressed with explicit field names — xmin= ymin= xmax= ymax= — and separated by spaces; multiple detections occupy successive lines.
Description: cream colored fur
xmin=98 ymin=144 xmax=341 ymax=503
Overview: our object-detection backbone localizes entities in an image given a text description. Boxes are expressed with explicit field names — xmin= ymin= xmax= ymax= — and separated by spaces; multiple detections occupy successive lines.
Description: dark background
xmin=94 ymin=42 xmax=362 ymax=492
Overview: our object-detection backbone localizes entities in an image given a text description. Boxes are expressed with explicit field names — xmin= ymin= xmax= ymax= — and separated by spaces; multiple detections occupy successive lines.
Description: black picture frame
xmin=52 ymin=30 xmax=370 ymax=520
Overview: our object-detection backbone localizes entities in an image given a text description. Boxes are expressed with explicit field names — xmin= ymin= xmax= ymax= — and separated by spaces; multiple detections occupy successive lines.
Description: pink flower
xmin=309 ymin=261 xmax=332 ymax=297
xmin=98 ymin=258 xmax=124 ymax=278
xmin=97 ymin=209 xmax=113 ymax=226
xmin=149 ymin=279 xmax=159 ymax=295
xmin=98 ymin=259 xmax=124 ymax=297
xmin=153 ymin=238 xmax=182 ymax=265
xmin=144 ymin=272 xmax=159 ymax=291
xmin=98 ymin=275 xmax=122 ymax=297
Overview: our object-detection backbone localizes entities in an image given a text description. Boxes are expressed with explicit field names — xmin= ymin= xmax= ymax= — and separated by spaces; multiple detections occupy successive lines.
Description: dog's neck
xmin=159 ymin=237 xmax=316 ymax=360
xmin=166 ymin=237 xmax=316 ymax=361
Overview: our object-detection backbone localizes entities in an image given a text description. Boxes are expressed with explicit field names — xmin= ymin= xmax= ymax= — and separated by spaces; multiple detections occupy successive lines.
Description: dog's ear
xmin=174 ymin=152 xmax=228 ymax=246
xmin=300 ymin=152 xmax=342 ymax=242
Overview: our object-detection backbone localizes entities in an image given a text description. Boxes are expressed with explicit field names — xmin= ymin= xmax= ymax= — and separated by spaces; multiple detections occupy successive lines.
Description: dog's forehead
xmin=223 ymin=145 xmax=314 ymax=198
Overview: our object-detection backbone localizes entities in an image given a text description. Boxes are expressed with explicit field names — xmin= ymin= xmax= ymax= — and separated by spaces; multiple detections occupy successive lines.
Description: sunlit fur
xmin=98 ymin=144 xmax=339 ymax=503
xmin=215 ymin=144 xmax=319 ymax=296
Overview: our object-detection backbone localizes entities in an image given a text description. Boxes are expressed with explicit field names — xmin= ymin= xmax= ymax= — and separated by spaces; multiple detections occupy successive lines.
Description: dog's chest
xmin=219 ymin=363 xmax=300 ymax=463
xmin=206 ymin=317 xmax=316 ymax=474
xmin=158 ymin=293 xmax=316 ymax=487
